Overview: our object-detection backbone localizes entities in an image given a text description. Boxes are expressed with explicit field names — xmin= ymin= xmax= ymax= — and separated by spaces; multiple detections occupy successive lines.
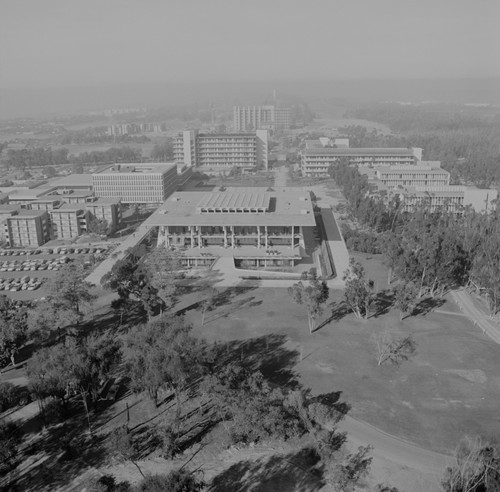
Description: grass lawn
xmin=186 ymin=285 xmax=500 ymax=454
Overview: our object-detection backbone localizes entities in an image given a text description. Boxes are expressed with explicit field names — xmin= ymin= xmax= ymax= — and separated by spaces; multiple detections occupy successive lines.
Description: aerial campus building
xmin=173 ymin=130 xmax=268 ymax=173
xmin=397 ymin=186 xmax=498 ymax=214
xmin=233 ymin=105 xmax=291 ymax=132
xmin=147 ymin=187 xmax=317 ymax=269
xmin=91 ymin=163 xmax=178 ymax=204
xmin=375 ymin=163 xmax=450 ymax=188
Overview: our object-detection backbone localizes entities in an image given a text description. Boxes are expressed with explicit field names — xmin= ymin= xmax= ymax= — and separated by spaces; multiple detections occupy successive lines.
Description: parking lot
xmin=0 ymin=245 xmax=116 ymax=300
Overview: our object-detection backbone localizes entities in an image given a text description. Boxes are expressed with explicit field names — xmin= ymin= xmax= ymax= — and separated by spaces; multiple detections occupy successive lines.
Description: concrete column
xmin=223 ymin=226 xmax=227 ymax=247
xmin=257 ymin=225 xmax=261 ymax=248
xmin=231 ymin=226 xmax=235 ymax=249
xmin=198 ymin=226 xmax=202 ymax=248
xmin=165 ymin=226 xmax=170 ymax=247
xmin=291 ymin=225 xmax=294 ymax=248
xmin=265 ymin=226 xmax=268 ymax=248
xmin=190 ymin=226 xmax=194 ymax=247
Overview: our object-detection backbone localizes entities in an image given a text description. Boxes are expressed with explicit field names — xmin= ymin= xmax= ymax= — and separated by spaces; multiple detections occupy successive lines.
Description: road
xmin=338 ymin=415 xmax=450 ymax=473
xmin=452 ymin=289 xmax=500 ymax=344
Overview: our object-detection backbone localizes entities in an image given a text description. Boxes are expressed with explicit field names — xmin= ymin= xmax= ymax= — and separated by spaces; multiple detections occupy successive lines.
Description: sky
xmin=1 ymin=0 xmax=499 ymax=91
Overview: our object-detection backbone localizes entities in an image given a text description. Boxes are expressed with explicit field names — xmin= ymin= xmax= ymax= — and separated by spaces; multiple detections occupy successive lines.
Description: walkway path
xmin=451 ymin=289 xmax=500 ymax=344
xmin=273 ymin=166 xmax=288 ymax=188
xmin=339 ymin=415 xmax=450 ymax=473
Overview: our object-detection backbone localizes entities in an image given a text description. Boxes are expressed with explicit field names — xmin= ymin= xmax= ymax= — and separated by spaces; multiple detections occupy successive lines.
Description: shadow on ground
xmin=209 ymin=447 xmax=324 ymax=492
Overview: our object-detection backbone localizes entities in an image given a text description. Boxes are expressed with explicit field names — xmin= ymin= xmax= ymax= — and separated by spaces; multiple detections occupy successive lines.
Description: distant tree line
xmin=343 ymin=103 xmax=500 ymax=186
xmin=60 ymin=127 xmax=150 ymax=145
xmin=330 ymin=162 xmax=500 ymax=313
xmin=1 ymin=145 xmax=146 ymax=170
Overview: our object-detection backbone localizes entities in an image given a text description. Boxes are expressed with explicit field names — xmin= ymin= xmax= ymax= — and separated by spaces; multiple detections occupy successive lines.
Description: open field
xmin=184 ymin=285 xmax=500 ymax=455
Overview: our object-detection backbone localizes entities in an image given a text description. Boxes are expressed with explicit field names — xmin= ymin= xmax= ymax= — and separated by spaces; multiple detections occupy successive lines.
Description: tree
xmin=442 ymin=437 xmax=500 ymax=491
xmin=393 ymin=281 xmax=417 ymax=320
xmin=329 ymin=445 xmax=373 ymax=492
xmin=142 ymin=248 xmax=183 ymax=312
xmin=102 ymin=256 xmax=161 ymax=318
xmin=373 ymin=331 xmax=416 ymax=366
xmin=288 ymin=268 xmax=329 ymax=333
xmin=125 ymin=316 xmax=205 ymax=429
xmin=343 ymin=259 xmax=374 ymax=319
xmin=46 ymin=261 xmax=97 ymax=320
xmin=0 ymin=295 xmax=28 ymax=366
xmin=150 ymin=138 xmax=174 ymax=162
xmin=199 ymin=287 xmax=218 ymax=326
xmin=27 ymin=344 xmax=75 ymax=414
xmin=107 ymin=425 xmax=144 ymax=478
xmin=0 ymin=421 xmax=21 ymax=474
xmin=135 ymin=469 xmax=204 ymax=492
xmin=45 ymin=166 xmax=57 ymax=178
xmin=87 ymin=216 xmax=110 ymax=236
xmin=27 ymin=299 xmax=77 ymax=341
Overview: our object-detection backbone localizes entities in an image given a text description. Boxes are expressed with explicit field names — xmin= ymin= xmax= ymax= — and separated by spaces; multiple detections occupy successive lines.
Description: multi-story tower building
xmin=233 ymin=105 xmax=291 ymax=132
xmin=92 ymin=163 xmax=178 ymax=204
xmin=50 ymin=206 xmax=89 ymax=239
xmin=174 ymin=130 xmax=268 ymax=172
xmin=4 ymin=210 xmax=50 ymax=247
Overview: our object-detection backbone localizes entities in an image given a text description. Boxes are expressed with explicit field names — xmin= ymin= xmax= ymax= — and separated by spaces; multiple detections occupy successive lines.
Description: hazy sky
xmin=1 ymin=0 xmax=499 ymax=91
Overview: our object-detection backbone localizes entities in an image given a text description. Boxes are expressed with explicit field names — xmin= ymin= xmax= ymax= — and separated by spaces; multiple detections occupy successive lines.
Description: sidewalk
xmin=451 ymin=289 xmax=500 ymax=344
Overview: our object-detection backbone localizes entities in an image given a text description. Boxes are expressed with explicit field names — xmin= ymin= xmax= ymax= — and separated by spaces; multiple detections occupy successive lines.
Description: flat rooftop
xmin=145 ymin=187 xmax=316 ymax=227
xmin=197 ymin=192 xmax=270 ymax=210
xmin=50 ymin=174 xmax=93 ymax=188
xmin=303 ymin=147 xmax=415 ymax=156
xmin=94 ymin=163 xmax=176 ymax=175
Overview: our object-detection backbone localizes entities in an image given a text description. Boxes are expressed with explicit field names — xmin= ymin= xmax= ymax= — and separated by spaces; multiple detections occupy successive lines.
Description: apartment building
xmin=92 ymin=163 xmax=178 ymax=204
xmin=50 ymin=205 xmax=89 ymax=239
xmin=398 ymin=186 xmax=498 ymax=213
xmin=148 ymin=187 xmax=315 ymax=268
xmin=85 ymin=198 xmax=122 ymax=232
xmin=301 ymin=147 xmax=422 ymax=177
xmin=174 ymin=130 xmax=268 ymax=172
xmin=233 ymin=105 xmax=291 ymax=132
xmin=376 ymin=163 xmax=450 ymax=188
xmin=5 ymin=210 xmax=50 ymax=247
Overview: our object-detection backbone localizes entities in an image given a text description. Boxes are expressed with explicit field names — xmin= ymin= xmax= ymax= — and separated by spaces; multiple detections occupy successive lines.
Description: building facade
xmin=50 ymin=206 xmax=88 ymax=239
xmin=5 ymin=210 xmax=50 ymax=247
xmin=233 ymin=105 xmax=291 ymax=132
xmin=85 ymin=198 xmax=122 ymax=232
xmin=301 ymin=147 xmax=422 ymax=177
xmin=398 ymin=186 xmax=498 ymax=213
xmin=376 ymin=163 xmax=450 ymax=188
xmin=92 ymin=163 xmax=178 ymax=204
xmin=174 ymin=130 xmax=268 ymax=172
xmin=147 ymin=188 xmax=315 ymax=268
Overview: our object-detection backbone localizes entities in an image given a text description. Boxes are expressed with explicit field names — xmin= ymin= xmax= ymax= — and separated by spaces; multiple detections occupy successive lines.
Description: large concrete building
xmin=148 ymin=187 xmax=315 ymax=268
xmin=375 ymin=163 xmax=450 ymax=188
xmin=301 ymin=147 xmax=423 ymax=177
xmin=92 ymin=163 xmax=178 ymax=204
xmin=233 ymin=105 xmax=291 ymax=132
xmin=4 ymin=210 xmax=51 ymax=247
xmin=174 ymin=130 xmax=268 ymax=173
xmin=398 ymin=186 xmax=498 ymax=213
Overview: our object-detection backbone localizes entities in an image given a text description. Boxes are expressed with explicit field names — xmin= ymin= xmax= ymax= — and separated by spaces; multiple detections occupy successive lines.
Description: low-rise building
xmin=5 ymin=210 xmax=51 ymax=247
xmin=376 ymin=163 xmax=450 ymax=188
xmin=398 ymin=186 xmax=498 ymax=213
xmin=92 ymin=163 xmax=178 ymax=204
xmin=301 ymin=147 xmax=422 ymax=177
xmin=147 ymin=187 xmax=316 ymax=268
